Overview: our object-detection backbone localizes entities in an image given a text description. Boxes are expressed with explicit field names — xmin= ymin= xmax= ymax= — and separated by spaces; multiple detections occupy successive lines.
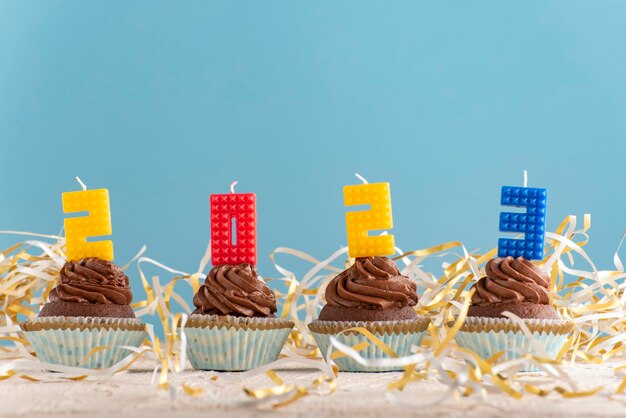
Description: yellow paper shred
xmin=3 ymin=213 xmax=626 ymax=408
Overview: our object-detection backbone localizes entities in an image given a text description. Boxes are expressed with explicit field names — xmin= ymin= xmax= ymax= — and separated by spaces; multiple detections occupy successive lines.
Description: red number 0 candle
xmin=210 ymin=182 xmax=257 ymax=266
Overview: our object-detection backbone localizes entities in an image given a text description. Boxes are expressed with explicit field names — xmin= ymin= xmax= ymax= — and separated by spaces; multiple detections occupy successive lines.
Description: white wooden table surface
xmin=1 ymin=361 xmax=626 ymax=418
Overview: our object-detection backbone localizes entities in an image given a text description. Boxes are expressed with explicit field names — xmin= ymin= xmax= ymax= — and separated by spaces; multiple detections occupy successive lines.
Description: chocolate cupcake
xmin=185 ymin=263 xmax=294 ymax=371
xmin=467 ymin=256 xmax=558 ymax=320
xmin=21 ymin=258 xmax=146 ymax=369
xmin=454 ymin=256 xmax=572 ymax=371
xmin=308 ymin=256 xmax=429 ymax=372
xmin=38 ymin=258 xmax=136 ymax=318
xmin=319 ymin=256 xmax=418 ymax=322
xmin=191 ymin=263 xmax=277 ymax=318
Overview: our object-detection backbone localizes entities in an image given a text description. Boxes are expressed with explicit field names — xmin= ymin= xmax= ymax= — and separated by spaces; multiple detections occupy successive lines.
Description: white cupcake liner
xmin=184 ymin=314 xmax=294 ymax=371
xmin=21 ymin=316 xmax=147 ymax=369
xmin=308 ymin=317 xmax=430 ymax=372
xmin=454 ymin=316 xmax=573 ymax=372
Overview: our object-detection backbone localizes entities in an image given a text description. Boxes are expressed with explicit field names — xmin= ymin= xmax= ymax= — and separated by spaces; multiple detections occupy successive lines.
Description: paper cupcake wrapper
xmin=308 ymin=317 xmax=430 ymax=372
xmin=20 ymin=316 xmax=147 ymax=369
xmin=454 ymin=317 xmax=573 ymax=372
xmin=184 ymin=314 xmax=295 ymax=372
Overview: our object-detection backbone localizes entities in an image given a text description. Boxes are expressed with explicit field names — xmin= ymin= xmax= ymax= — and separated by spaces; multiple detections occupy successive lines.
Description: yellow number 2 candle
xmin=344 ymin=176 xmax=395 ymax=258
xmin=62 ymin=178 xmax=114 ymax=261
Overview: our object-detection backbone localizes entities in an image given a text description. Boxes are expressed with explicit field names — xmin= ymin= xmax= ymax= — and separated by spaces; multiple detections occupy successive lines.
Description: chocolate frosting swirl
xmin=324 ymin=256 xmax=418 ymax=310
xmin=49 ymin=258 xmax=133 ymax=305
xmin=192 ymin=264 xmax=277 ymax=317
xmin=471 ymin=256 xmax=550 ymax=305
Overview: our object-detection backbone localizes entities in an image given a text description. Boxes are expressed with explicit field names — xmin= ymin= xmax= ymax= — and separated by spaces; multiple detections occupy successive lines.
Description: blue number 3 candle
xmin=498 ymin=186 xmax=548 ymax=260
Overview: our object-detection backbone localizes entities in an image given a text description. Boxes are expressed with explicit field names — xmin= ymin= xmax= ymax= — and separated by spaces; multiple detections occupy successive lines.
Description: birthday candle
xmin=344 ymin=180 xmax=395 ymax=258
xmin=498 ymin=185 xmax=548 ymax=260
xmin=210 ymin=183 xmax=257 ymax=266
xmin=62 ymin=183 xmax=114 ymax=261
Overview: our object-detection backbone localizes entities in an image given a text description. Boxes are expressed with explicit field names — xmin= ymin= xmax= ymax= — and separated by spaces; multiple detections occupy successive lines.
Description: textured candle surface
xmin=62 ymin=189 xmax=114 ymax=261
xmin=344 ymin=182 xmax=394 ymax=258
xmin=210 ymin=193 xmax=257 ymax=266
xmin=498 ymin=186 xmax=547 ymax=260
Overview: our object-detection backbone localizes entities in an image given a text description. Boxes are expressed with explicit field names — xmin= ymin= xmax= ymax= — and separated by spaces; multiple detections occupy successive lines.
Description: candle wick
xmin=230 ymin=181 xmax=238 ymax=194
xmin=75 ymin=176 xmax=87 ymax=191
xmin=523 ymin=170 xmax=528 ymax=188
xmin=354 ymin=173 xmax=368 ymax=184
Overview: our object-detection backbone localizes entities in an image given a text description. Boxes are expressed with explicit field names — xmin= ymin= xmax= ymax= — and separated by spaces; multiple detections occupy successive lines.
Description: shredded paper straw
xmin=2 ymin=215 xmax=626 ymax=408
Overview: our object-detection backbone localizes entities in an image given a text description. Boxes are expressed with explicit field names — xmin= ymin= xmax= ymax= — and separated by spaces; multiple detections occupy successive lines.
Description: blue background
xmin=1 ymin=2 xmax=625 ymax=287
